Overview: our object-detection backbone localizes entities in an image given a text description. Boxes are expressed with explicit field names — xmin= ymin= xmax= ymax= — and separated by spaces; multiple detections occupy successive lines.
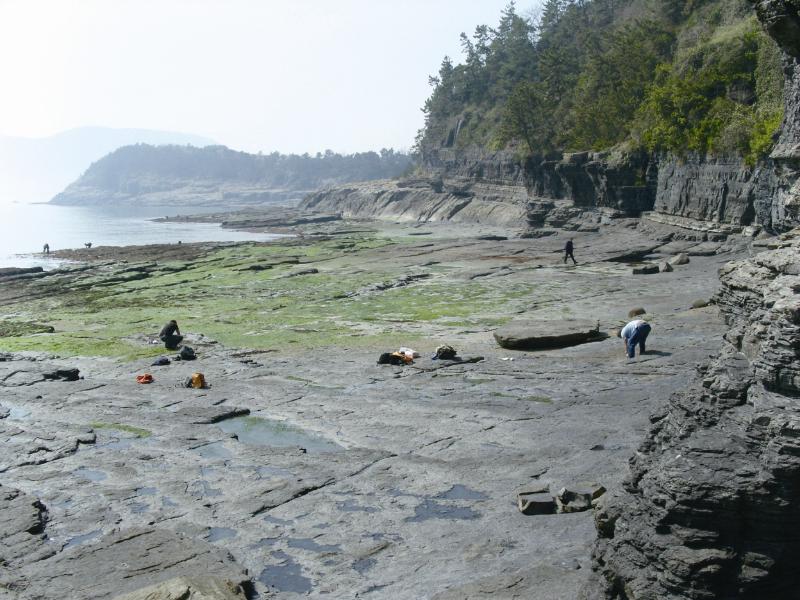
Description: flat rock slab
xmin=494 ymin=320 xmax=603 ymax=350
xmin=0 ymin=485 xmax=49 ymax=567
xmin=112 ymin=576 xmax=247 ymax=600
xmin=15 ymin=527 xmax=249 ymax=599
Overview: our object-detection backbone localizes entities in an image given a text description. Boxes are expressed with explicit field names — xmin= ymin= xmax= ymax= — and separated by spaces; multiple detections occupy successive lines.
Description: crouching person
xmin=621 ymin=319 xmax=651 ymax=359
xmin=159 ymin=319 xmax=183 ymax=350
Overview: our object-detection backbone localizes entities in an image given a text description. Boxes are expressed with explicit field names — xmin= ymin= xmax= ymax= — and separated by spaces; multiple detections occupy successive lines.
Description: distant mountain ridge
xmin=51 ymin=144 xmax=414 ymax=207
xmin=0 ymin=126 xmax=215 ymax=204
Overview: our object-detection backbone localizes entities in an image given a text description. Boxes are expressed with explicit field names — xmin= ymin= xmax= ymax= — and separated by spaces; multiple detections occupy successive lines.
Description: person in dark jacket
xmin=563 ymin=239 xmax=577 ymax=264
xmin=159 ymin=320 xmax=183 ymax=350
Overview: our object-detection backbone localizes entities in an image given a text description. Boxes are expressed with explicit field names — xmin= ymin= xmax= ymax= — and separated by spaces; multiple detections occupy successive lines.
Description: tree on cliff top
xmin=418 ymin=0 xmax=784 ymax=163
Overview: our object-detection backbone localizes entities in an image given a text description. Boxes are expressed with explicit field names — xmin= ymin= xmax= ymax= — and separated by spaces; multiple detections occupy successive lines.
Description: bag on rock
xmin=179 ymin=346 xmax=196 ymax=361
xmin=136 ymin=373 xmax=154 ymax=384
xmin=189 ymin=372 xmax=206 ymax=388
xmin=377 ymin=352 xmax=407 ymax=366
xmin=434 ymin=345 xmax=457 ymax=360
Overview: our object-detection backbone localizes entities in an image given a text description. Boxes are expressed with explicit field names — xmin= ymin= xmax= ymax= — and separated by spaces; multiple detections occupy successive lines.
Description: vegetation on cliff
xmin=419 ymin=0 xmax=784 ymax=164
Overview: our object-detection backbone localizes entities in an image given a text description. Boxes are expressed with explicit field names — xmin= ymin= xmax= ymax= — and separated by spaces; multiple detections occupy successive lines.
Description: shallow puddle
xmin=216 ymin=416 xmax=342 ymax=453
xmin=207 ymin=527 xmax=237 ymax=542
xmin=192 ymin=441 xmax=233 ymax=460
xmin=65 ymin=529 xmax=102 ymax=548
xmin=74 ymin=467 xmax=107 ymax=482
xmin=9 ymin=405 xmax=32 ymax=420
xmin=258 ymin=465 xmax=295 ymax=478
xmin=436 ymin=485 xmax=488 ymax=500
xmin=405 ymin=499 xmax=481 ymax=522
xmin=353 ymin=557 xmax=376 ymax=574
xmin=259 ymin=550 xmax=313 ymax=593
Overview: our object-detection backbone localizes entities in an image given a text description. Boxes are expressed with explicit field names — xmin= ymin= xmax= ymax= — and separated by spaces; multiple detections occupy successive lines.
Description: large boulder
xmin=493 ymin=319 xmax=603 ymax=350
xmin=668 ymin=252 xmax=690 ymax=266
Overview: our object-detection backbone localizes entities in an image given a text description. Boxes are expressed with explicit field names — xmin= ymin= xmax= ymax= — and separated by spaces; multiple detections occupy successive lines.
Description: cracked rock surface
xmin=0 ymin=222 xmax=750 ymax=599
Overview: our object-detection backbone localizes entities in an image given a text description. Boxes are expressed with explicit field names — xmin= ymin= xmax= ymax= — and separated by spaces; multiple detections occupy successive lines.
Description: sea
xmin=0 ymin=203 xmax=284 ymax=269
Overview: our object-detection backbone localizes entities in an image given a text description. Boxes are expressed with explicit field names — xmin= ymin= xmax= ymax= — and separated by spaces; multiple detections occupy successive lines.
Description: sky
xmin=0 ymin=0 xmax=541 ymax=155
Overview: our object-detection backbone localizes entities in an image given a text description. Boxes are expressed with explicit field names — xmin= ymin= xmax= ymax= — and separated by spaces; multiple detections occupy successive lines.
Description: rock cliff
xmin=302 ymin=148 xmax=796 ymax=234
xmin=583 ymin=2 xmax=800 ymax=598
xmin=302 ymin=11 xmax=800 ymax=236
xmin=583 ymin=230 xmax=800 ymax=599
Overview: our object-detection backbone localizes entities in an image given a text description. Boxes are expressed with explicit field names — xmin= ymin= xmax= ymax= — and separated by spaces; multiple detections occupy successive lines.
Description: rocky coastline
xmin=2 ymin=2 xmax=799 ymax=599
xmin=0 ymin=215 xmax=756 ymax=599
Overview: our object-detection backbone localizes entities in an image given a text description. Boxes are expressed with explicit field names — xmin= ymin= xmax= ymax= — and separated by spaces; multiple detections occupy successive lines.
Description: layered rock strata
xmin=302 ymin=150 xmax=793 ymax=234
xmin=584 ymin=230 xmax=800 ymax=599
xmin=583 ymin=5 xmax=800 ymax=597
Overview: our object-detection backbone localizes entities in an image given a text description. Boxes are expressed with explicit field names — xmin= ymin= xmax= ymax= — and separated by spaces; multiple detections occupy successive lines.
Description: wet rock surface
xmin=0 ymin=220 xmax=749 ymax=599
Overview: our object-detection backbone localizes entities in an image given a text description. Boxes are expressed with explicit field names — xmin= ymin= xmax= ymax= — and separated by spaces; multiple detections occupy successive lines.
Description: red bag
xmin=136 ymin=373 xmax=154 ymax=384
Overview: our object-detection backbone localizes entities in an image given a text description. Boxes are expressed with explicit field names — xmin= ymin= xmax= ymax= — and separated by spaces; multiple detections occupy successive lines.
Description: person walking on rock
xmin=621 ymin=318 xmax=651 ymax=359
xmin=563 ymin=238 xmax=576 ymax=264
xmin=43 ymin=243 xmax=50 ymax=254
xmin=159 ymin=319 xmax=183 ymax=350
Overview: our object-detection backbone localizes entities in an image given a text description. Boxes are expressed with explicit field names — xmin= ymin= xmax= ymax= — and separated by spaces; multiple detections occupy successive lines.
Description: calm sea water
xmin=0 ymin=203 xmax=283 ymax=269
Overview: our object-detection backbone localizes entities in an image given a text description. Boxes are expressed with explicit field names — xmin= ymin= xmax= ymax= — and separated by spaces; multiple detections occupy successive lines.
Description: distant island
xmin=0 ymin=126 xmax=216 ymax=204
xmin=51 ymin=144 xmax=414 ymax=207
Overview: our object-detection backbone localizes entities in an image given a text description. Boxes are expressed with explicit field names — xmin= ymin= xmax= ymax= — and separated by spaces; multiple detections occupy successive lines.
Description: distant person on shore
xmin=159 ymin=319 xmax=183 ymax=350
xmin=563 ymin=238 xmax=576 ymax=264
xmin=84 ymin=242 xmax=92 ymax=248
xmin=43 ymin=243 xmax=49 ymax=254
xmin=620 ymin=319 xmax=651 ymax=359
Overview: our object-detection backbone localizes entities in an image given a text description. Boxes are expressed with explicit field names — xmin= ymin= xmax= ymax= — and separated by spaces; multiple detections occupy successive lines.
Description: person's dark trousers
xmin=627 ymin=323 xmax=651 ymax=358
xmin=161 ymin=334 xmax=183 ymax=350
xmin=564 ymin=251 xmax=576 ymax=264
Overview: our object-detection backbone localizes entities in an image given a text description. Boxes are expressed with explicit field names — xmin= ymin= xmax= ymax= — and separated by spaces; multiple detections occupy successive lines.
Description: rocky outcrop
xmin=493 ymin=319 xmax=604 ymax=350
xmin=583 ymin=5 xmax=800 ymax=597
xmin=584 ymin=230 xmax=800 ymax=599
xmin=301 ymin=178 xmax=530 ymax=227
xmin=302 ymin=148 xmax=796 ymax=233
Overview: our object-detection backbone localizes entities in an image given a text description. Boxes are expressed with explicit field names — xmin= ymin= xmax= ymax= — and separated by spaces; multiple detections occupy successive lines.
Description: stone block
xmin=517 ymin=491 xmax=555 ymax=515
xmin=668 ymin=253 xmax=690 ymax=265
xmin=632 ymin=265 xmax=659 ymax=275
xmin=659 ymin=262 xmax=673 ymax=273
xmin=494 ymin=319 xmax=604 ymax=350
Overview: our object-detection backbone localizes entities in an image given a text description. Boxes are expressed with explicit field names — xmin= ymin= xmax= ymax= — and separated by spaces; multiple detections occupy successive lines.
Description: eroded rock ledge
xmin=583 ymin=230 xmax=800 ymax=599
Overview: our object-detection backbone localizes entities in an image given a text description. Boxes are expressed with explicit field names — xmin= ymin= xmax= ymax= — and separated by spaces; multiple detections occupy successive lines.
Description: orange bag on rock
xmin=191 ymin=372 xmax=206 ymax=388
xmin=136 ymin=373 xmax=154 ymax=384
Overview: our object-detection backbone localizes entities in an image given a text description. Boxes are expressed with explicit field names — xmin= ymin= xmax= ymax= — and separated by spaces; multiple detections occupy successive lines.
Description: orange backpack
xmin=136 ymin=373 xmax=154 ymax=384
xmin=190 ymin=372 xmax=206 ymax=389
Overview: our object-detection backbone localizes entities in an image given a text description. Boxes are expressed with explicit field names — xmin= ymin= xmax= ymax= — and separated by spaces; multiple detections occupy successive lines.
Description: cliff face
xmin=302 ymin=149 xmax=795 ymax=234
xmin=584 ymin=231 xmax=800 ymax=599
xmin=753 ymin=0 xmax=800 ymax=230
xmin=583 ymin=3 xmax=800 ymax=598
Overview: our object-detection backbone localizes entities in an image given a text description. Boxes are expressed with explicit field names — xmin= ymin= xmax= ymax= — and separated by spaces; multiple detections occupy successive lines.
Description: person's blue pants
xmin=627 ymin=323 xmax=651 ymax=358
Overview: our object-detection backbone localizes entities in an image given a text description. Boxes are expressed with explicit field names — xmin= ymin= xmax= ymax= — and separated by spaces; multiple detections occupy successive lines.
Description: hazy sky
xmin=0 ymin=0 xmax=539 ymax=154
